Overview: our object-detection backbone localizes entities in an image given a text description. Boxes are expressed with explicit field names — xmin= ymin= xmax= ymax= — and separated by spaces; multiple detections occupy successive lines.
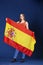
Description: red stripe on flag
xmin=6 ymin=18 xmax=35 ymax=39
xmin=4 ymin=36 xmax=33 ymax=57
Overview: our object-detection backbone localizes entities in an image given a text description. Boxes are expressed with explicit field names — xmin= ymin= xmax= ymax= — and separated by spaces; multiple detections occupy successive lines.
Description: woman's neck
xmin=21 ymin=19 xmax=25 ymax=23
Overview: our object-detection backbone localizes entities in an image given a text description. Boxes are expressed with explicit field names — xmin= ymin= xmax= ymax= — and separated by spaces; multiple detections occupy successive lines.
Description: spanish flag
xmin=4 ymin=18 xmax=36 ymax=56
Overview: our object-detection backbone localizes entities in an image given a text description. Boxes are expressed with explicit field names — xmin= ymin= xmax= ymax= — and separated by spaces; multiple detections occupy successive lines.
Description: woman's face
xmin=20 ymin=14 xmax=24 ymax=20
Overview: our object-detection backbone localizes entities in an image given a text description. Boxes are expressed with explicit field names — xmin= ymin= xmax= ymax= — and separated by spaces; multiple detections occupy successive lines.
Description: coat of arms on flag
xmin=4 ymin=18 xmax=36 ymax=57
xmin=5 ymin=28 xmax=16 ymax=40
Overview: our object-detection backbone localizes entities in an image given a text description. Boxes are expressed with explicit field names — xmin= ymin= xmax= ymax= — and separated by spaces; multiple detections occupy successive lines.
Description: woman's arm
xmin=25 ymin=21 xmax=29 ymax=29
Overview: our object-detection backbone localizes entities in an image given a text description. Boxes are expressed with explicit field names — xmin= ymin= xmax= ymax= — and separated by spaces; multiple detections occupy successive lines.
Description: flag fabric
xmin=4 ymin=18 xmax=36 ymax=57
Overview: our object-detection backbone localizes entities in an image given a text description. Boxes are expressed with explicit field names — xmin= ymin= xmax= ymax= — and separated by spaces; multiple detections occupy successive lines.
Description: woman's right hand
xmin=17 ymin=21 xmax=19 ymax=23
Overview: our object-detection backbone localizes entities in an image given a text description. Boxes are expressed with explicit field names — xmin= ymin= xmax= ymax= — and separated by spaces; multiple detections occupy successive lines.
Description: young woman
xmin=11 ymin=13 xmax=29 ymax=62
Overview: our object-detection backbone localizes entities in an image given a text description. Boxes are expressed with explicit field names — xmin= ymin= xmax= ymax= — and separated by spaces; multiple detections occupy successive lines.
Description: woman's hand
xmin=17 ymin=21 xmax=19 ymax=23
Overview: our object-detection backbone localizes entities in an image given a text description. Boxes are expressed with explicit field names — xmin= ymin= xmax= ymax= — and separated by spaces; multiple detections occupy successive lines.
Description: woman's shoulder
xmin=25 ymin=21 xmax=29 ymax=25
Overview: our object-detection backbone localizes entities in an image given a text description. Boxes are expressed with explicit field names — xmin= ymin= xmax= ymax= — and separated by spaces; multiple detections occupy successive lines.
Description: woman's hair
xmin=19 ymin=13 xmax=26 ymax=22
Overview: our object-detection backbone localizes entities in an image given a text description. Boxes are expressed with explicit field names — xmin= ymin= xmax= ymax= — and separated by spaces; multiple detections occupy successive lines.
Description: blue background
xmin=0 ymin=0 xmax=43 ymax=60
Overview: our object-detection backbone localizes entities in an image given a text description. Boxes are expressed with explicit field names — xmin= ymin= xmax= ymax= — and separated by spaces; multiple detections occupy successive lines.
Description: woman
xmin=11 ymin=13 xmax=29 ymax=62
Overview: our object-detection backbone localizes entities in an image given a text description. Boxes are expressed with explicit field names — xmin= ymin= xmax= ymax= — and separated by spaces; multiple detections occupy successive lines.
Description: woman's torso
xmin=19 ymin=21 xmax=26 ymax=28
